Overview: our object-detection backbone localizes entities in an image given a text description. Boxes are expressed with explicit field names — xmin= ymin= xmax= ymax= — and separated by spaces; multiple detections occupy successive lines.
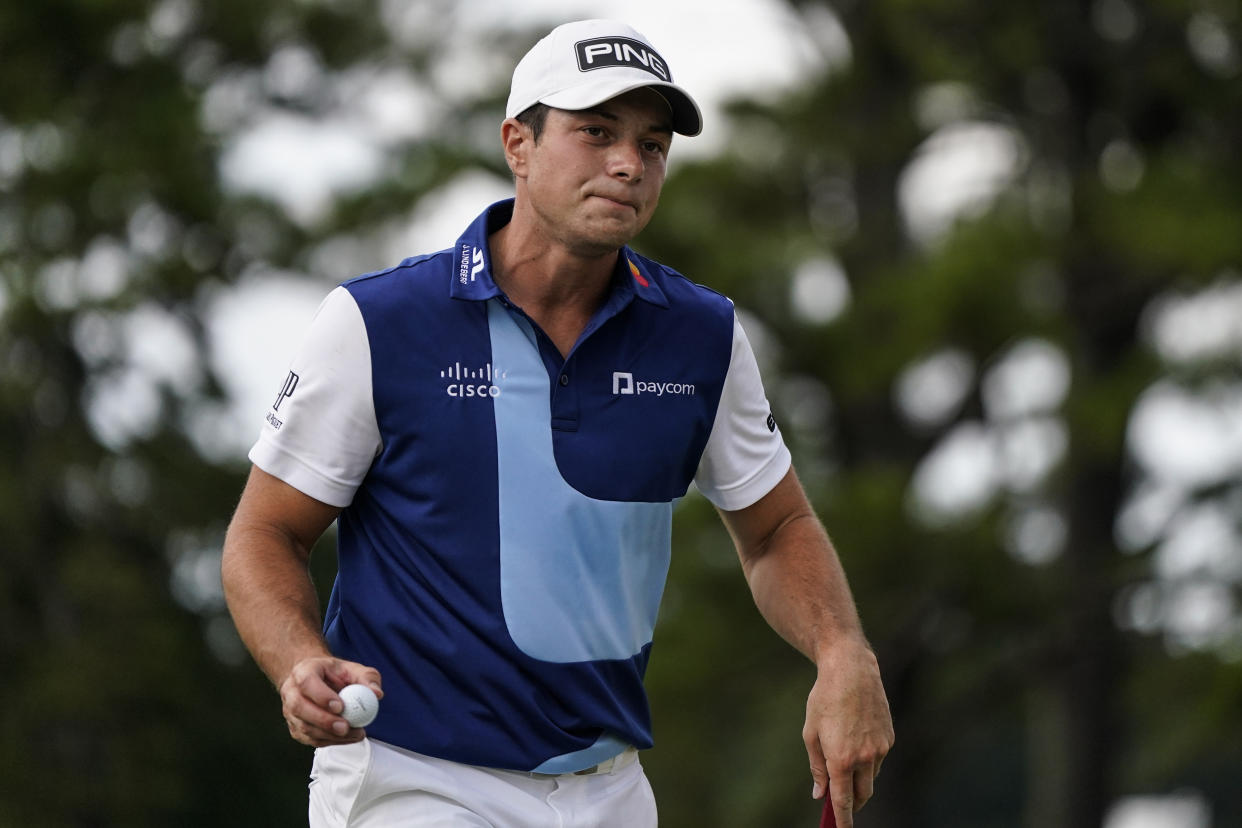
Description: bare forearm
xmin=741 ymin=513 xmax=868 ymax=666
xmin=739 ymin=513 xmax=892 ymax=826
xmin=221 ymin=524 xmax=330 ymax=688
xmin=722 ymin=469 xmax=893 ymax=824
xmin=221 ymin=467 xmax=377 ymax=747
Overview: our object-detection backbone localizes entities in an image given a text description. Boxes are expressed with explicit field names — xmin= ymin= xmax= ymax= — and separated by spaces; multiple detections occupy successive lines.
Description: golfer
xmin=222 ymin=18 xmax=893 ymax=828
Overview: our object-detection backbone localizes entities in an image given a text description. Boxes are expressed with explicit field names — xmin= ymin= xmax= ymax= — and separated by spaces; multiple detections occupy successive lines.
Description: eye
xmin=582 ymin=125 xmax=606 ymax=138
xmin=642 ymin=140 xmax=667 ymax=156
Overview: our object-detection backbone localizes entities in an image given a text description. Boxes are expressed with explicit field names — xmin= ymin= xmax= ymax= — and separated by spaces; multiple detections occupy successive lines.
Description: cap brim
xmin=539 ymin=79 xmax=703 ymax=136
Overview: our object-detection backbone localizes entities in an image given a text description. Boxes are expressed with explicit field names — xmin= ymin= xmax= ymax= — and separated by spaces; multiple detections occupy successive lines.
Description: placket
xmin=497 ymin=298 xmax=581 ymax=433
xmin=549 ymin=351 xmax=580 ymax=433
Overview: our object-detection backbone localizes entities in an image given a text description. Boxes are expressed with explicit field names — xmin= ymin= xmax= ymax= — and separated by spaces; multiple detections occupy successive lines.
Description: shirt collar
xmin=448 ymin=200 xmax=509 ymax=302
xmin=448 ymin=198 xmax=670 ymax=309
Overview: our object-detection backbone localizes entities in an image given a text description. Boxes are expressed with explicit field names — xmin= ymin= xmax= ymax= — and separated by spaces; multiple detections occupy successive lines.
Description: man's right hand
xmin=279 ymin=656 xmax=384 ymax=747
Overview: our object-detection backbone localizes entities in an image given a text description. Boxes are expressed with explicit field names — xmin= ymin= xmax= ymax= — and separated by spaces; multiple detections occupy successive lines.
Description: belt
xmin=533 ymin=747 xmax=639 ymax=778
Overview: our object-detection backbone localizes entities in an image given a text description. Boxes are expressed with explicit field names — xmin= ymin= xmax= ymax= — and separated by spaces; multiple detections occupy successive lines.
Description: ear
xmin=501 ymin=118 xmax=532 ymax=178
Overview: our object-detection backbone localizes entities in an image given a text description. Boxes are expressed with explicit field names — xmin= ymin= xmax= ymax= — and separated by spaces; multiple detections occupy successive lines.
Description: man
xmin=222 ymin=18 xmax=892 ymax=828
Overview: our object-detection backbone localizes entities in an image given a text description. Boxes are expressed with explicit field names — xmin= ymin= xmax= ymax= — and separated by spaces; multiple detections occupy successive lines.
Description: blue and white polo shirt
xmin=250 ymin=199 xmax=790 ymax=773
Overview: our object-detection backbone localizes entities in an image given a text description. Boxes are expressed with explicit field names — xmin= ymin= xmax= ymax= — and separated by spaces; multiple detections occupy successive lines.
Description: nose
xmin=607 ymin=141 xmax=644 ymax=181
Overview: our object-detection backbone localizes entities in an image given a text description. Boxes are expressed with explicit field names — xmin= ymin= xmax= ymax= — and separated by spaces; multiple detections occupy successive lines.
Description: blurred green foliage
xmin=1 ymin=0 xmax=1239 ymax=826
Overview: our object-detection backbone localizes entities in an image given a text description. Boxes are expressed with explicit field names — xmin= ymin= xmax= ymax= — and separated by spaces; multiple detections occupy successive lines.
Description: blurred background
xmin=2 ymin=0 xmax=1240 ymax=825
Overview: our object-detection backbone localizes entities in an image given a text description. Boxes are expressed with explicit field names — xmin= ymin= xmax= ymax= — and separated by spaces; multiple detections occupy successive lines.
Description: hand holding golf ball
xmin=338 ymin=684 xmax=380 ymax=728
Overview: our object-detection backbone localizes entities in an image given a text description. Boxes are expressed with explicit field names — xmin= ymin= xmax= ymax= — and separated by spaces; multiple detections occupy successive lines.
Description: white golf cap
xmin=505 ymin=19 xmax=703 ymax=137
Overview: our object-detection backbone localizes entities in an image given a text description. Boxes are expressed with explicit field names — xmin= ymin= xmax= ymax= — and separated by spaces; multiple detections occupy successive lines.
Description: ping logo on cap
xmin=575 ymin=37 xmax=670 ymax=81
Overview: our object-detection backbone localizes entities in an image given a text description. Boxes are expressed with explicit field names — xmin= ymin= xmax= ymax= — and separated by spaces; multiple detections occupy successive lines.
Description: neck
xmin=487 ymin=215 xmax=620 ymax=357
xmin=490 ymin=220 xmax=617 ymax=308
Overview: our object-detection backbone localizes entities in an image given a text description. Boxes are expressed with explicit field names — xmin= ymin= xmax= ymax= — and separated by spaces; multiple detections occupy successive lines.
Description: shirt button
xmin=559 ymin=374 xmax=569 ymax=386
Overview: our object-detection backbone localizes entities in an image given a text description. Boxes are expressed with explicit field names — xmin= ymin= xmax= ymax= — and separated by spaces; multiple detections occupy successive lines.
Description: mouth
xmin=589 ymin=193 xmax=638 ymax=212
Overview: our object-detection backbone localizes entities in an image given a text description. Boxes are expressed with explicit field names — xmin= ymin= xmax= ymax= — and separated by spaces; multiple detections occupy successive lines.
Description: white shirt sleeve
xmin=694 ymin=314 xmax=792 ymax=511
xmin=248 ymin=286 xmax=381 ymax=507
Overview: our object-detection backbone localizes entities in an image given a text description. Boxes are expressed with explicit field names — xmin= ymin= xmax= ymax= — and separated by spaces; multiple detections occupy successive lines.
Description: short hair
xmin=515 ymin=103 xmax=550 ymax=142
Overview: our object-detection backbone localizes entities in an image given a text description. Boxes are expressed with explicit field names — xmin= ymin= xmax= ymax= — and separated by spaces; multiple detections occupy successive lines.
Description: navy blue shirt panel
xmin=552 ymin=257 xmax=735 ymax=503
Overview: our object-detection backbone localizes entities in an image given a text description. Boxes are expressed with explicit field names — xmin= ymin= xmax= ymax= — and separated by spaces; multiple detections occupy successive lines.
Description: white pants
xmin=308 ymin=739 xmax=658 ymax=827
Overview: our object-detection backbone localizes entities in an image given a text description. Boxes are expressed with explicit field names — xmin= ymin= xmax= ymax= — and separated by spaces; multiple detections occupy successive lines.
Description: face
xmin=506 ymin=88 xmax=674 ymax=257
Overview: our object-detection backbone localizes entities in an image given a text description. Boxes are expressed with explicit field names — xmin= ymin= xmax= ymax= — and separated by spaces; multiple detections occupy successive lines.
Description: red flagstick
xmin=820 ymin=797 xmax=837 ymax=828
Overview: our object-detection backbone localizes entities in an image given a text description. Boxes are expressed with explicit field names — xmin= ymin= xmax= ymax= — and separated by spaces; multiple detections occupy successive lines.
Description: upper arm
xmin=248 ymin=285 xmax=381 ymax=509
xmin=695 ymin=313 xmax=791 ymax=511
xmin=717 ymin=466 xmax=817 ymax=573
xmin=226 ymin=465 xmax=343 ymax=565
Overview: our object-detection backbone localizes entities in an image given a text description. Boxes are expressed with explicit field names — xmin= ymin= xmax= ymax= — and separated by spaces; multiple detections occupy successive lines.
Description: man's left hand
xmin=803 ymin=638 xmax=894 ymax=828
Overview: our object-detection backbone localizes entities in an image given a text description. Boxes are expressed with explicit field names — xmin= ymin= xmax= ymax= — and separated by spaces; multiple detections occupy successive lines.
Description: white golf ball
xmin=338 ymin=684 xmax=379 ymax=728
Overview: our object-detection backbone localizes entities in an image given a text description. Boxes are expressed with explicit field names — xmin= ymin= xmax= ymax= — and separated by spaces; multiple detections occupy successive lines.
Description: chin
xmin=568 ymin=235 xmax=630 ymax=258
xmin=572 ymin=220 xmax=642 ymax=254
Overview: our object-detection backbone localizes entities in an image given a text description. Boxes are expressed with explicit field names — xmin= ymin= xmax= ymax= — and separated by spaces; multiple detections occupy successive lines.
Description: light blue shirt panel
xmin=489 ymin=299 xmax=673 ymax=664
xmin=531 ymin=732 xmax=632 ymax=774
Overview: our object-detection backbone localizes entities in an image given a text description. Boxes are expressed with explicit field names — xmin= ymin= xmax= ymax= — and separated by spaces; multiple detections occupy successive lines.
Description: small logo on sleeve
xmin=273 ymin=371 xmax=299 ymax=411
xmin=266 ymin=371 xmax=299 ymax=430
xmin=766 ymin=412 xmax=777 ymax=433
